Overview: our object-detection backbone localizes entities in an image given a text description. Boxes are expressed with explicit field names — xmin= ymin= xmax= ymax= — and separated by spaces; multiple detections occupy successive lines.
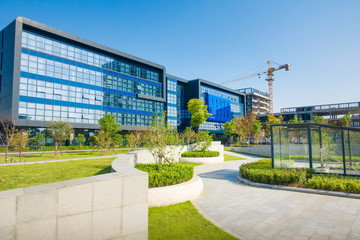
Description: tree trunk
xmin=19 ymin=151 xmax=22 ymax=163
xmin=79 ymin=143 xmax=82 ymax=149
xmin=5 ymin=147 xmax=8 ymax=163
xmin=55 ymin=143 xmax=58 ymax=157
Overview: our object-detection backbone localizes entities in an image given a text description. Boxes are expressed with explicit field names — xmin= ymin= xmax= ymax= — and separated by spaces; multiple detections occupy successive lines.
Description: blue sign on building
xmin=204 ymin=93 xmax=231 ymax=123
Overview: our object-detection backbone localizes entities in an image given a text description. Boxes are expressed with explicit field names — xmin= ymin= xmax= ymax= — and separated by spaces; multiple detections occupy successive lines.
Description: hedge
xmin=240 ymin=160 xmax=312 ymax=185
xmin=240 ymin=159 xmax=360 ymax=194
xmin=181 ymin=151 xmax=220 ymax=158
xmin=135 ymin=163 xmax=194 ymax=188
xmin=306 ymin=175 xmax=360 ymax=194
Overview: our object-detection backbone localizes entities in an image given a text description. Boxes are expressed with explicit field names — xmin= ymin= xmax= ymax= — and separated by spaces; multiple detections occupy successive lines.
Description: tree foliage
xmin=75 ymin=134 xmax=86 ymax=149
xmin=313 ymin=116 xmax=328 ymax=124
xmin=195 ymin=131 xmax=213 ymax=152
xmin=46 ymin=121 xmax=73 ymax=157
xmin=10 ymin=129 xmax=29 ymax=162
xmin=223 ymin=120 xmax=236 ymax=146
xmin=187 ymin=99 xmax=210 ymax=132
xmin=96 ymin=114 xmax=121 ymax=153
xmin=181 ymin=127 xmax=196 ymax=147
xmin=233 ymin=112 xmax=258 ymax=146
xmin=142 ymin=112 xmax=181 ymax=165
xmin=340 ymin=112 xmax=352 ymax=127
xmin=125 ymin=131 xmax=143 ymax=150
xmin=31 ymin=133 xmax=45 ymax=150
xmin=0 ymin=120 xmax=16 ymax=163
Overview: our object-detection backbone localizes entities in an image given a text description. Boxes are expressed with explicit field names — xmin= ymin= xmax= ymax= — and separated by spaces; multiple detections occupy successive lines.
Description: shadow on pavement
xmin=198 ymin=169 xmax=239 ymax=182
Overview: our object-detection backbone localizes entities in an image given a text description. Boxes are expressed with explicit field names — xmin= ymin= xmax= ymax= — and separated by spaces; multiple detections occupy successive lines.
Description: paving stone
xmin=192 ymin=151 xmax=360 ymax=240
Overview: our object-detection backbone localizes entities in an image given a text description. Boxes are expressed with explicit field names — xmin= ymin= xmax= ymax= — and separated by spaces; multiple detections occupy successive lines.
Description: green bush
xmin=181 ymin=151 xmax=220 ymax=158
xmin=135 ymin=163 xmax=194 ymax=188
xmin=306 ymin=175 xmax=360 ymax=194
xmin=240 ymin=160 xmax=311 ymax=185
xmin=240 ymin=159 xmax=360 ymax=194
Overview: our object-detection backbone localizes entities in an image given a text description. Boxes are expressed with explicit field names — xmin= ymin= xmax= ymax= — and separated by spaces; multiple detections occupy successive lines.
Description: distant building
xmin=258 ymin=101 xmax=360 ymax=127
xmin=236 ymin=88 xmax=270 ymax=115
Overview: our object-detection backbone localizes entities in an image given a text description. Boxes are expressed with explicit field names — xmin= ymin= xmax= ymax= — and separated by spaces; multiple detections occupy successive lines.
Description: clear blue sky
xmin=1 ymin=0 xmax=359 ymax=112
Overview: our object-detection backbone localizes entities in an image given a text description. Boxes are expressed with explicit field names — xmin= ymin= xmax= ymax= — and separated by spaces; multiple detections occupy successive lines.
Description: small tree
xmin=93 ymin=130 xmax=109 ymax=156
xmin=74 ymin=134 xmax=86 ymax=149
xmin=224 ymin=120 xmax=236 ymax=146
xmin=31 ymin=133 xmax=45 ymax=150
xmin=0 ymin=120 xmax=16 ymax=163
xmin=187 ymin=99 xmax=211 ymax=133
xmin=265 ymin=114 xmax=284 ymax=137
xmin=47 ymin=121 xmax=73 ymax=157
xmin=233 ymin=116 xmax=246 ymax=145
xmin=288 ymin=115 xmax=304 ymax=143
xmin=181 ymin=127 xmax=196 ymax=147
xmin=340 ymin=112 xmax=352 ymax=127
xmin=125 ymin=131 xmax=142 ymax=150
xmin=11 ymin=129 xmax=29 ymax=162
xmin=98 ymin=114 xmax=121 ymax=153
xmin=142 ymin=112 xmax=181 ymax=165
xmin=313 ymin=115 xmax=328 ymax=124
xmin=254 ymin=129 xmax=265 ymax=145
xmin=112 ymin=134 xmax=123 ymax=149
xmin=195 ymin=131 xmax=213 ymax=152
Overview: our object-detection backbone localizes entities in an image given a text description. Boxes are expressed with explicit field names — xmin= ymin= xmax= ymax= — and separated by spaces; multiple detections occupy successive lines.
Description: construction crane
xmin=219 ymin=61 xmax=290 ymax=114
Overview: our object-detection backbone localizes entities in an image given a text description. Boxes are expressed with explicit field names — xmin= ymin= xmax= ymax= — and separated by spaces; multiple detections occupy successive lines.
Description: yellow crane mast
xmin=219 ymin=61 xmax=291 ymax=114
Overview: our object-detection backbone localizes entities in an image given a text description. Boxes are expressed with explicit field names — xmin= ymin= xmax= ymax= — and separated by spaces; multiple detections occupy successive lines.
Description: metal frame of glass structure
xmin=271 ymin=123 xmax=360 ymax=176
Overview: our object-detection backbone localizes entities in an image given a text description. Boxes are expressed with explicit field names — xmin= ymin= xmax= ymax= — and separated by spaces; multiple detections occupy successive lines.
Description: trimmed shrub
xmin=306 ymin=175 xmax=360 ymax=194
xmin=240 ymin=159 xmax=360 ymax=194
xmin=135 ymin=163 xmax=194 ymax=188
xmin=240 ymin=160 xmax=312 ymax=185
xmin=181 ymin=151 xmax=220 ymax=158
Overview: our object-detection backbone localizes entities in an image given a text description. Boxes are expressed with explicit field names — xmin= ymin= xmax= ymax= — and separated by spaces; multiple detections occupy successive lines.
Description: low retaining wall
xmin=0 ymin=153 xmax=148 ymax=240
xmin=232 ymin=145 xmax=271 ymax=157
xmin=180 ymin=156 xmax=223 ymax=164
xmin=148 ymin=175 xmax=203 ymax=207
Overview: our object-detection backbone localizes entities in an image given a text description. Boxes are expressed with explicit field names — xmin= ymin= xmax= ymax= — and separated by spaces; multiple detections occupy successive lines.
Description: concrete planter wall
xmin=180 ymin=156 xmax=223 ymax=164
xmin=148 ymin=175 xmax=203 ymax=207
xmin=0 ymin=153 xmax=148 ymax=240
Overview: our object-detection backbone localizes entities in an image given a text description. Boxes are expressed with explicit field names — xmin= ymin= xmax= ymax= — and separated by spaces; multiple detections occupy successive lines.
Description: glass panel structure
xmin=271 ymin=123 xmax=360 ymax=176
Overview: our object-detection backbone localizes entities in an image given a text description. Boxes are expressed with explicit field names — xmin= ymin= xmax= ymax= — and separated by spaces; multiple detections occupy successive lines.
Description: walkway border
xmin=236 ymin=175 xmax=360 ymax=200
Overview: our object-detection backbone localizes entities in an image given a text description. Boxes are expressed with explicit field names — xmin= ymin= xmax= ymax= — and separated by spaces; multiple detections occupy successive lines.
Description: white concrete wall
xmin=232 ymin=145 xmax=271 ymax=157
xmin=0 ymin=154 xmax=148 ymax=240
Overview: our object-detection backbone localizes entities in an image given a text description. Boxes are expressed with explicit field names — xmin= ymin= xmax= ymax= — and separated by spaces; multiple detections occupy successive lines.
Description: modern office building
xmin=0 ymin=17 xmax=245 ymax=133
xmin=237 ymin=88 xmax=270 ymax=115
xmin=258 ymin=101 xmax=360 ymax=127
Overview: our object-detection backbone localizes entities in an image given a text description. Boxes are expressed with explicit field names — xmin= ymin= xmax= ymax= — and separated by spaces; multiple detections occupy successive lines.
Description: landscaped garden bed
xmin=135 ymin=163 xmax=194 ymax=188
xmin=181 ymin=151 xmax=219 ymax=158
xmin=240 ymin=159 xmax=360 ymax=194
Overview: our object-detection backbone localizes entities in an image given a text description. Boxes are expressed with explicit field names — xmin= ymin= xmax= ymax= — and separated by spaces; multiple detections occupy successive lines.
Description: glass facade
xmin=272 ymin=123 xmax=360 ymax=176
xmin=19 ymin=30 xmax=164 ymax=126
xmin=200 ymin=84 xmax=244 ymax=131
xmin=166 ymin=78 xmax=190 ymax=129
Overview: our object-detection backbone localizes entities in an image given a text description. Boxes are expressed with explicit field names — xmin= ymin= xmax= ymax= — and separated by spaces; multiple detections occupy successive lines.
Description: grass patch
xmin=0 ymin=150 xmax=130 ymax=164
xmin=136 ymin=163 xmax=194 ymax=188
xmin=181 ymin=151 xmax=219 ymax=158
xmin=224 ymin=147 xmax=233 ymax=151
xmin=149 ymin=201 xmax=237 ymax=240
xmin=231 ymin=151 xmax=270 ymax=158
xmin=224 ymin=154 xmax=245 ymax=161
xmin=0 ymin=157 xmax=116 ymax=191
xmin=240 ymin=159 xmax=360 ymax=194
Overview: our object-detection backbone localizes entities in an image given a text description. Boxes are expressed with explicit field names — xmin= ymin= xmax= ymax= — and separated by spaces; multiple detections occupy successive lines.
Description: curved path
xmin=192 ymin=151 xmax=360 ymax=240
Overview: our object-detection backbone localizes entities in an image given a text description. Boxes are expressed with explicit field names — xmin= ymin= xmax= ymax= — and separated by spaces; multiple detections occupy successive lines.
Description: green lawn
xmin=224 ymin=154 xmax=245 ymax=161
xmin=0 ymin=157 xmax=116 ymax=191
xmin=149 ymin=201 xmax=237 ymax=240
xmin=0 ymin=150 xmax=130 ymax=163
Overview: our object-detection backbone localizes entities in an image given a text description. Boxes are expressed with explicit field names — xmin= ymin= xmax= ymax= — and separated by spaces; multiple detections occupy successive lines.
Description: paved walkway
xmin=192 ymin=151 xmax=360 ymax=240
